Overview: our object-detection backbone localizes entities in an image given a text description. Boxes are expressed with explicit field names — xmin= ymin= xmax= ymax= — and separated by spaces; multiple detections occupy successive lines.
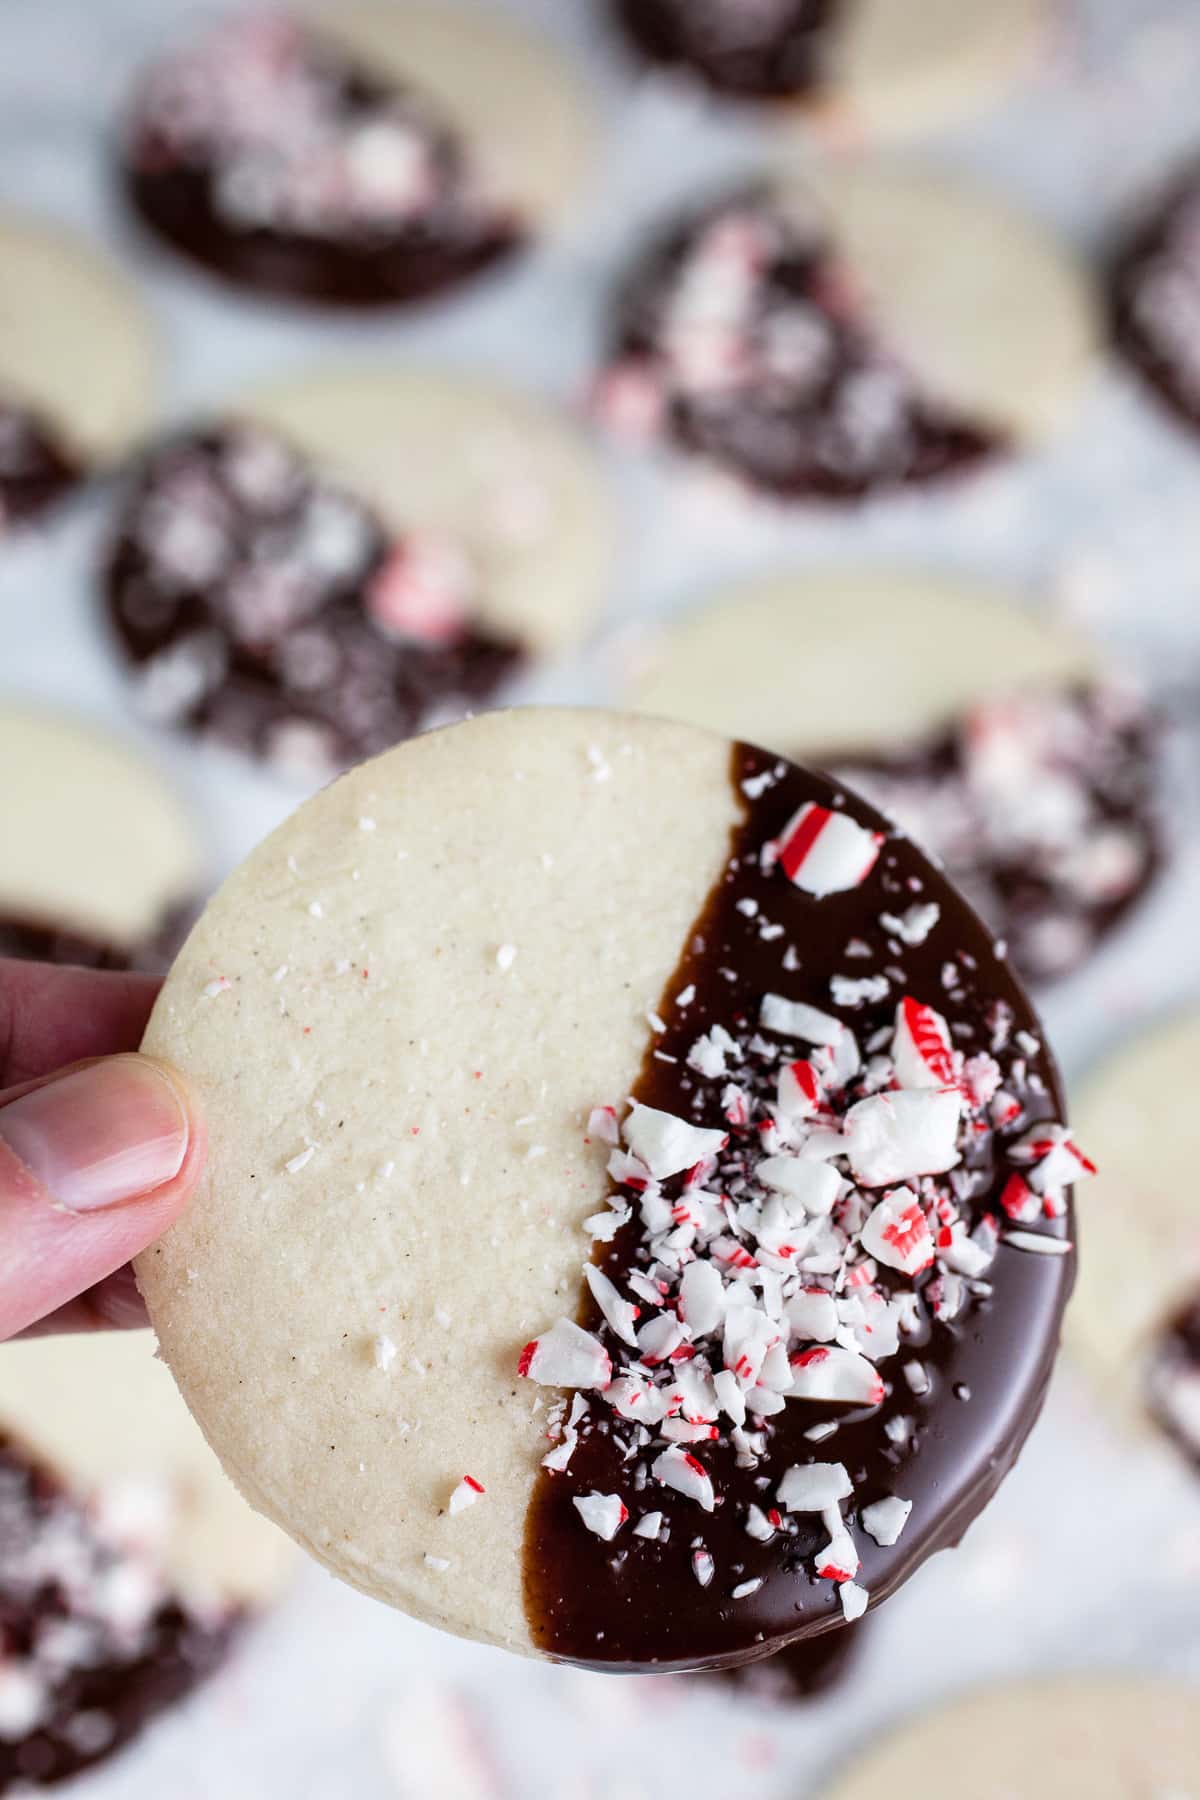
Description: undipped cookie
xmin=0 ymin=705 xmax=201 ymax=970
xmin=1068 ymin=1012 xmax=1200 ymax=1475
xmin=596 ymin=163 xmax=1096 ymax=501
xmin=822 ymin=1678 xmax=1200 ymax=1799
xmin=137 ymin=709 xmax=1086 ymax=1670
xmin=0 ymin=1330 xmax=293 ymax=1789
xmin=0 ymin=215 xmax=156 ymax=534
xmin=121 ymin=5 xmax=596 ymax=308
xmin=609 ymin=0 xmax=1048 ymax=142
xmin=103 ymin=369 xmax=614 ymax=776
xmin=624 ymin=570 xmax=1161 ymax=984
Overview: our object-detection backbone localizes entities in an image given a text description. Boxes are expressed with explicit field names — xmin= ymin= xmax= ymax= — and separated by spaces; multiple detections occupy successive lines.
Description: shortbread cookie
xmin=103 ymin=371 xmax=613 ymax=775
xmin=596 ymin=165 xmax=1095 ymax=500
xmin=1068 ymin=1013 xmax=1200 ymax=1473
xmin=625 ymin=571 xmax=1161 ymax=984
xmin=609 ymin=0 xmax=1046 ymax=142
xmin=823 ymin=1678 xmax=1199 ymax=1799
xmin=0 ymin=216 xmax=155 ymax=533
xmin=137 ymin=709 xmax=1084 ymax=1670
xmin=1111 ymin=159 xmax=1200 ymax=441
xmin=0 ymin=1330 xmax=292 ymax=1789
xmin=0 ymin=706 xmax=200 ymax=971
xmin=121 ymin=6 xmax=594 ymax=307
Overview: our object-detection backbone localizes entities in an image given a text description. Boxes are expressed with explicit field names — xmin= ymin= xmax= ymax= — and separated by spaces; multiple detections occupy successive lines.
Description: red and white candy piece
xmin=776 ymin=1058 xmax=823 ymax=1124
xmin=622 ymin=1103 xmax=727 ymax=1180
xmin=774 ymin=804 xmax=884 ymax=899
xmin=447 ymin=1475 xmax=486 ymax=1515
xmin=518 ymin=1319 xmax=612 ymax=1389
xmin=1010 ymin=1124 xmax=1096 ymax=1192
xmin=788 ymin=1345 xmax=885 ymax=1406
xmin=364 ymin=533 xmax=473 ymax=645
xmin=652 ymin=1446 xmax=715 ymax=1512
xmin=892 ymin=998 xmax=959 ymax=1090
xmin=816 ymin=1525 xmax=859 ymax=1583
xmin=860 ymin=1187 xmax=935 ymax=1277
xmin=844 ymin=1089 xmax=962 ymax=1187
xmin=573 ymin=1493 xmax=629 ymax=1542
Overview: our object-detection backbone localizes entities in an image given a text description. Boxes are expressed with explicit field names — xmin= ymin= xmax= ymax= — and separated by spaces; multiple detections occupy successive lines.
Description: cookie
xmin=0 ymin=216 xmax=156 ymax=534
xmin=624 ymin=571 xmax=1161 ymax=984
xmin=1068 ymin=1012 xmax=1200 ymax=1474
xmin=136 ymin=708 xmax=1084 ymax=1670
xmin=0 ymin=706 xmax=201 ymax=971
xmin=596 ymin=164 xmax=1095 ymax=501
xmin=1110 ymin=159 xmax=1200 ymax=441
xmin=121 ymin=6 xmax=595 ymax=308
xmin=822 ymin=1678 xmax=1199 ymax=1798
xmin=103 ymin=369 xmax=614 ymax=776
xmin=609 ymin=0 xmax=1047 ymax=141
xmin=0 ymin=1330 xmax=293 ymax=1789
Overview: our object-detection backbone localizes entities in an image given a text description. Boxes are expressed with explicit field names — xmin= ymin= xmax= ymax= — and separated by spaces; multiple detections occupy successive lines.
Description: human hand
xmin=0 ymin=959 xmax=204 ymax=1339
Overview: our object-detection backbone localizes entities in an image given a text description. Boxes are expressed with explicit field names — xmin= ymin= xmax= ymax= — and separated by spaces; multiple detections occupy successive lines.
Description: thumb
xmin=0 ymin=1055 xmax=203 ymax=1340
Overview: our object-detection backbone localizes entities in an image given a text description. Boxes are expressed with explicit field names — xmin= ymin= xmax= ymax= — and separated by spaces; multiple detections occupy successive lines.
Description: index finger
xmin=0 ymin=960 xmax=161 ymax=1091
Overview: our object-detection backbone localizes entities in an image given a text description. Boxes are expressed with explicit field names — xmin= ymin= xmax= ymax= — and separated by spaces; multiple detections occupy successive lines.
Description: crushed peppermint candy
xmin=447 ymin=1476 xmax=486 ymax=1516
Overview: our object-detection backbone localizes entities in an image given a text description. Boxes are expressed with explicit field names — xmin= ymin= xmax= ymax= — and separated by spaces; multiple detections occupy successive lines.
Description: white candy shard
xmin=816 ymin=1526 xmax=859 ymax=1583
xmin=634 ymin=1511 xmax=664 ymax=1539
xmin=760 ymin=995 xmax=844 ymax=1044
xmin=586 ymin=1105 xmax=620 ymax=1145
xmin=776 ymin=1057 xmax=822 ymax=1124
xmin=652 ymin=1445 xmax=715 ymax=1511
xmin=1003 ymin=1230 xmax=1073 ymax=1256
xmin=844 ymin=1089 xmax=962 ymax=1186
xmin=519 ymin=1319 xmax=612 ymax=1388
xmin=679 ymin=1258 xmax=726 ymax=1336
xmin=840 ymin=1581 xmax=869 ymax=1622
xmin=374 ymin=1333 xmax=398 ymax=1372
xmin=623 ymin=1102 xmax=726 ymax=1180
xmin=860 ymin=1188 xmax=935 ymax=1277
xmin=861 ymin=1496 xmax=912 ymax=1546
xmin=573 ymin=1492 xmax=628 ymax=1541
xmin=583 ymin=1264 xmax=640 ymax=1347
xmin=775 ymin=803 xmax=883 ymax=898
xmin=789 ymin=1346 xmax=885 ymax=1406
xmin=692 ymin=1548 xmax=715 ymax=1588
xmin=777 ymin=1462 xmax=853 ymax=1512
xmin=757 ymin=1154 xmax=843 ymax=1216
xmin=744 ymin=1503 xmax=776 ymax=1541
xmin=785 ymin=1288 xmax=839 ymax=1342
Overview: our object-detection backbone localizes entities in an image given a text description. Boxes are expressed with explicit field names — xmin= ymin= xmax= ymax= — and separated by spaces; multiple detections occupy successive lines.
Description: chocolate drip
xmin=1111 ymin=161 xmax=1200 ymax=437
xmin=104 ymin=425 xmax=525 ymax=774
xmin=0 ymin=1438 xmax=236 ymax=1792
xmin=523 ymin=746 xmax=1072 ymax=1670
xmin=1146 ymin=1296 xmax=1200 ymax=1471
xmin=0 ymin=904 xmax=193 ymax=976
xmin=0 ymin=403 xmax=80 ymax=535
xmin=611 ymin=0 xmax=841 ymax=101
xmin=608 ymin=189 xmax=1000 ymax=501
xmin=706 ymin=1617 xmax=862 ymax=1702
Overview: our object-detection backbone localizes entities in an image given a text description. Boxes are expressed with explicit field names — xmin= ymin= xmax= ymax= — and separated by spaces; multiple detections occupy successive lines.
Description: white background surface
xmin=2 ymin=0 xmax=1200 ymax=1794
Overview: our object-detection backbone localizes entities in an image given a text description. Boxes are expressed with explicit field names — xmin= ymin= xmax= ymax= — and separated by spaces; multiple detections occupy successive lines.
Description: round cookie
xmin=0 ymin=215 xmax=156 ymax=532
xmin=121 ymin=5 xmax=595 ymax=308
xmin=623 ymin=571 xmax=1161 ymax=985
xmin=596 ymin=163 xmax=1096 ymax=500
xmin=137 ymin=708 xmax=1085 ymax=1670
xmin=1068 ymin=1013 xmax=1200 ymax=1473
xmin=610 ymin=0 xmax=1047 ymax=143
xmin=0 ymin=1330 xmax=293 ymax=1789
xmin=103 ymin=369 xmax=614 ymax=776
xmin=822 ymin=1678 xmax=1200 ymax=1799
xmin=1110 ymin=159 xmax=1200 ymax=441
xmin=0 ymin=705 xmax=201 ymax=970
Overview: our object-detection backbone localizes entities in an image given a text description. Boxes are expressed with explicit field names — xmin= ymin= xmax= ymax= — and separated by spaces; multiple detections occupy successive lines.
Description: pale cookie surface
xmin=1069 ymin=1013 xmax=1200 ymax=1458
xmin=822 ymin=1678 xmax=1200 ymax=1799
xmin=0 ymin=706 xmax=200 ymax=952
xmin=0 ymin=214 xmax=155 ymax=463
xmin=137 ymin=710 xmax=739 ymax=1655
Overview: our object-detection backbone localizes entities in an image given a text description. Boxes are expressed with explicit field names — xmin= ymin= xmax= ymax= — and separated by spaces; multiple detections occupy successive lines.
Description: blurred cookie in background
xmin=607 ymin=0 xmax=1048 ymax=142
xmin=1069 ymin=1012 xmax=1200 ymax=1476
xmin=820 ymin=1678 xmax=1199 ymax=1798
xmin=0 ymin=706 xmax=201 ymax=971
xmin=120 ymin=6 xmax=596 ymax=309
xmin=0 ymin=216 xmax=156 ymax=536
xmin=0 ymin=1331 xmax=294 ymax=1792
xmin=594 ymin=164 xmax=1095 ymax=504
xmin=624 ymin=570 xmax=1161 ymax=985
xmin=1111 ymin=159 xmax=1200 ymax=442
xmin=101 ymin=368 xmax=614 ymax=779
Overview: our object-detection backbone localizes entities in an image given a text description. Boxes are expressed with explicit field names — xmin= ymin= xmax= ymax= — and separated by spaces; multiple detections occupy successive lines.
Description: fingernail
xmin=0 ymin=1056 xmax=190 ymax=1214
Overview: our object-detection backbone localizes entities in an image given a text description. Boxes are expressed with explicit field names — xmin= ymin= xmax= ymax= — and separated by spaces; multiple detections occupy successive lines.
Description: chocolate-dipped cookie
xmin=0 ymin=217 xmax=155 ymax=535
xmin=624 ymin=571 xmax=1161 ymax=985
xmin=135 ymin=709 xmax=1085 ymax=1670
xmin=121 ymin=7 xmax=594 ymax=308
xmin=1069 ymin=1012 xmax=1200 ymax=1475
xmin=1111 ymin=160 xmax=1200 ymax=441
xmin=595 ymin=166 xmax=1095 ymax=503
xmin=102 ymin=370 xmax=613 ymax=777
xmin=0 ymin=707 xmax=201 ymax=973
xmin=0 ymin=1332 xmax=292 ymax=1791
xmin=608 ymin=0 xmax=1047 ymax=141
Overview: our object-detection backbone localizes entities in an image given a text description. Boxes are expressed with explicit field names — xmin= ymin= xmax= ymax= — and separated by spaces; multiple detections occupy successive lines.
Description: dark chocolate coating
xmin=609 ymin=190 xmax=1000 ymax=501
xmin=610 ymin=0 xmax=840 ymax=101
xmin=0 ymin=1438 xmax=236 ymax=1792
xmin=706 ymin=1616 xmax=863 ymax=1702
xmin=524 ymin=746 xmax=1073 ymax=1670
xmin=0 ymin=403 xmax=80 ymax=535
xmin=0 ymin=905 xmax=191 ymax=976
xmin=1147 ymin=1296 xmax=1200 ymax=1472
xmin=1111 ymin=161 xmax=1200 ymax=438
